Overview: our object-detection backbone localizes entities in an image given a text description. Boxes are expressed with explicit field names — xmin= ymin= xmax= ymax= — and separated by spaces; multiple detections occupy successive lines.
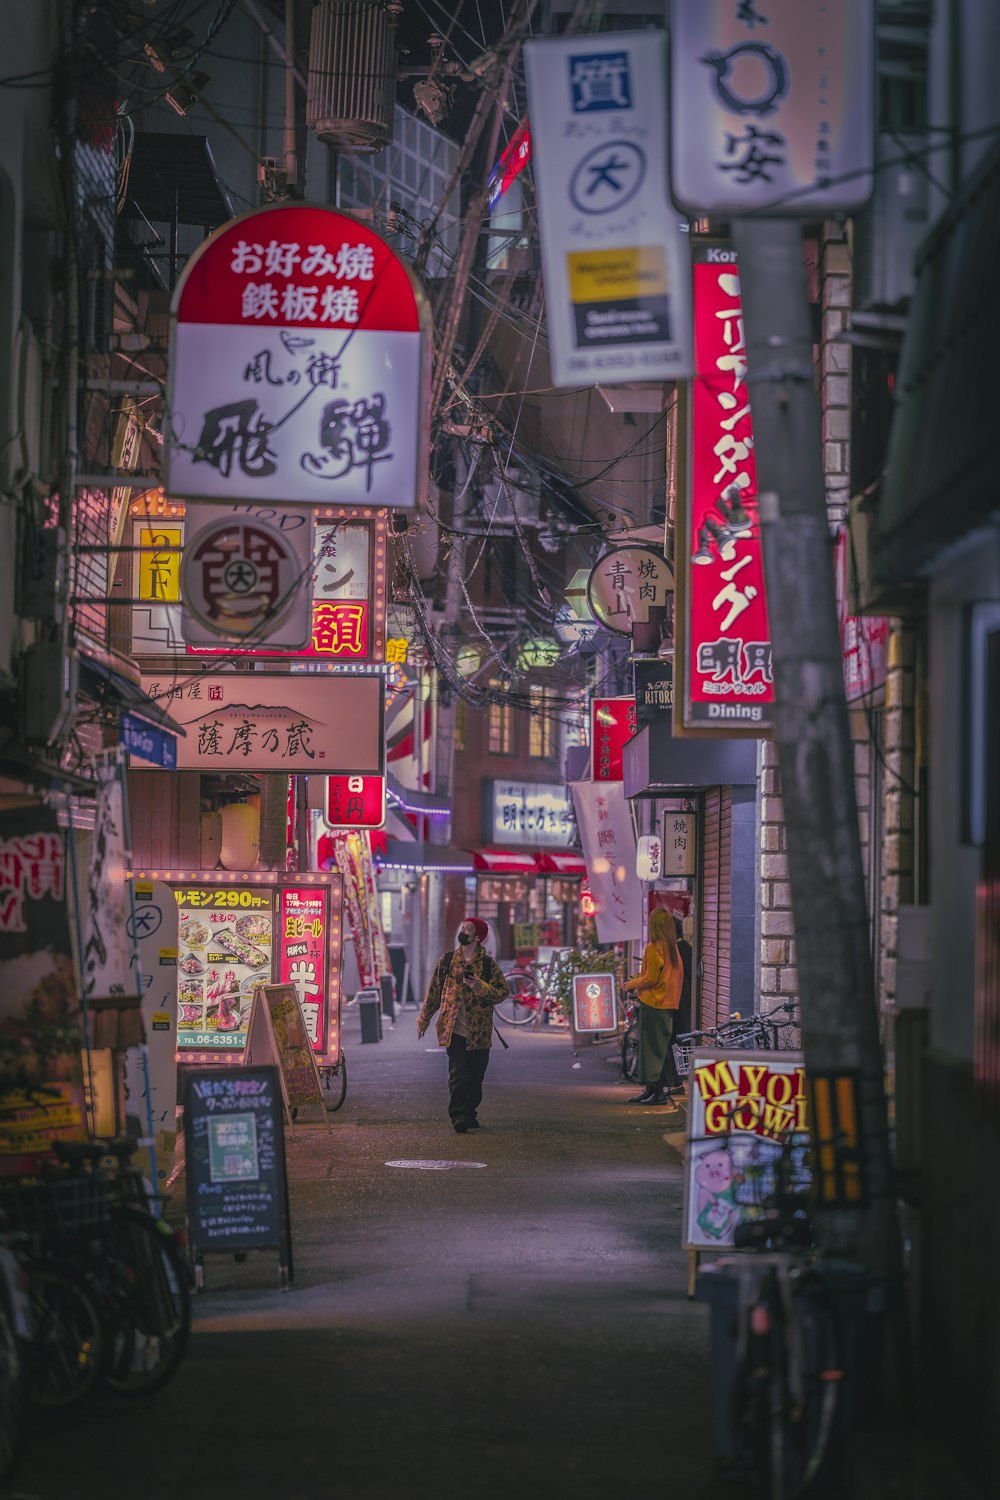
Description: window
xmin=488 ymin=679 xmax=514 ymax=755
xmin=529 ymin=684 xmax=554 ymax=758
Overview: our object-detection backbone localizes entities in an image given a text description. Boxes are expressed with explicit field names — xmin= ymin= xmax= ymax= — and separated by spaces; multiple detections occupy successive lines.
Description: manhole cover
xmin=385 ymin=1160 xmax=487 ymax=1171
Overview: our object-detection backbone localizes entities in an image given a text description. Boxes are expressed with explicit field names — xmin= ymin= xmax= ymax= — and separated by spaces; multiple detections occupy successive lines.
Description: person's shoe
xmin=468 ymin=1119 xmax=481 ymax=1129
xmin=627 ymin=1089 xmax=659 ymax=1104
xmin=453 ymin=1120 xmax=469 ymax=1134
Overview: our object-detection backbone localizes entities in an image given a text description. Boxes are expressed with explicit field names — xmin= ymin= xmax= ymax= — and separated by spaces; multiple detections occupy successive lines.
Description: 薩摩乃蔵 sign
xmin=134 ymin=672 xmax=384 ymax=775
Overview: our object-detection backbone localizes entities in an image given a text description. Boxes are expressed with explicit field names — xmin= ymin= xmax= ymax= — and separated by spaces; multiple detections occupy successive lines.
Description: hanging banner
xmin=82 ymin=755 xmax=140 ymax=1001
xmin=669 ymin=0 xmax=875 ymax=217
xmin=523 ymin=30 xmax=693 ymax=386
xmin=570 ymin=781 xmax=644 ymax=943
xmin=681 ymin=243 xmax=772 ymax=735
xmin=0 ymin=806 xmax=86 ymax=1165
xmin=591 ymin=697 xmax=636 ymax=781
xmin=124 ymin=880 xmax=179 ymax=1138
xmin=164 ymin=203 xmax=431 ymax=509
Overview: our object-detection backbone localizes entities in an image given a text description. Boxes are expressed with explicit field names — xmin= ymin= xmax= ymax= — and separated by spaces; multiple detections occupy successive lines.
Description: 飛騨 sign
xmin=165 ymin=203 xmax=430 ymax=509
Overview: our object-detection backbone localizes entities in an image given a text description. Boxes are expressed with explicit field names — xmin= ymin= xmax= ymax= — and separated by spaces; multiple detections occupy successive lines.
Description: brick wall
xmin=757 ymin=222 xmax=873 ymax=1009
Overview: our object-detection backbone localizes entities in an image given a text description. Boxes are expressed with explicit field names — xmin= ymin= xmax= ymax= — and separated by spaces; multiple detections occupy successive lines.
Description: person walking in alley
xmin=621 ymin=907 xmax=683 ymax=1105
xmin=417 ymin=917 xmax=510 ymax=1133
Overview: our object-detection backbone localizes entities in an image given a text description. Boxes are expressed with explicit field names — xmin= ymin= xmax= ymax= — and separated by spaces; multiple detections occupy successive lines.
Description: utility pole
xmin=732 ymin=218 xmax=909 ymax=1404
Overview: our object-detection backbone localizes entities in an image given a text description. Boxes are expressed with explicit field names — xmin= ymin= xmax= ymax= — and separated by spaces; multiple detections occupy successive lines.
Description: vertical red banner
xmin=684 ymin=244 xmax=773 ymax=732
xmin=277 ymin=887 xmax=329 ymax=1054
xmin=591 ymin=697 xmax=637 ymax=781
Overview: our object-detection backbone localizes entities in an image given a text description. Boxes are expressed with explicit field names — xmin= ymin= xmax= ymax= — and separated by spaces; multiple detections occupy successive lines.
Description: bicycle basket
xmin=0 ymin=1172 xmax=115 ymax=1239
xmin=672 ymin=1037 xmax=699 ymax=1077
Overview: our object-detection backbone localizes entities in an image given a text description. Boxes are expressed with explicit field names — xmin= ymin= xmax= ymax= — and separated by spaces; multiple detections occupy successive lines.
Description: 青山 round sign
xmin=587 ymin=546 xmax=674 ymax=635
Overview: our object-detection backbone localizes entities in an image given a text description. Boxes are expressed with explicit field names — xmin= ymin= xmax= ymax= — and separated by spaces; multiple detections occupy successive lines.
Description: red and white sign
xmin=591 ymin=697 xmax=636 ymax=781
xmin=277 ymin=886 xmax=329 ymax=1052
xmin=180 ymin=507 xmax=311 ymax=648
xmin=325 ymin=775 xmax=386 ymax=830
xmin=684 ymin=244 xmax=773 ymax=732
xmin=488 ymin=121 xmax=532 ymax=207
xmin=165 ymin=203 xmax=430 ymax=509
xmin=834 ymin=528 xmax=889 ymax=703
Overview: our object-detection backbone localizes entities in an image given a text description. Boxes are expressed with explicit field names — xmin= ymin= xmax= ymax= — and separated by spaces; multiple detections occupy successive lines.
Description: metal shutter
xmin=699 ymin=787 xmax=733 ymax=1030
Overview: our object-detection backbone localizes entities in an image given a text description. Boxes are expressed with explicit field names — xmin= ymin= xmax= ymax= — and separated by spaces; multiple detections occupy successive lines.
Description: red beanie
xmin=466 ymin=917 xmax=489 ymax=943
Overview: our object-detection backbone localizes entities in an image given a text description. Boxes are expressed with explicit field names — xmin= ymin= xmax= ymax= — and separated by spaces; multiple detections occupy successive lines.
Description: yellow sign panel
xmin=567 ymin=246 xmax=667 ymax=304
xmin=136 ymin=525 xmax=182 ymax=602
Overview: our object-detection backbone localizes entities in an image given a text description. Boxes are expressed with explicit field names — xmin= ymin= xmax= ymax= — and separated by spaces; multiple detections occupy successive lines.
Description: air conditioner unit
xmin=853 ymin=133 xmax=930 ymax=313
xmin=307 ymin=0 xmax=399 ymax=154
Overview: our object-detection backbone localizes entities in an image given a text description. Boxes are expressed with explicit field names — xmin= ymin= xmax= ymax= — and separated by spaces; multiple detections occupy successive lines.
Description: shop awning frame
xmin=376 ymin=839 xmax=475 ymax=874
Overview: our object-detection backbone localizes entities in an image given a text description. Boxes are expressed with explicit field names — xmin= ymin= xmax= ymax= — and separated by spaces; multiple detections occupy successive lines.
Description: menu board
xmin=175 ymin=886 xmax=275 ymax=1050
xmin=182 ymin=1066 xmax=292 ymax=1282
xmin=572 ymin=972 xmax=618 ymax=1033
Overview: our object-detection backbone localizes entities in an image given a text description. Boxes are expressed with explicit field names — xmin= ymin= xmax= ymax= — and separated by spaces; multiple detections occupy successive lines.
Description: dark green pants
xmin=637 ymin=1005 xmax=674 ymax=1087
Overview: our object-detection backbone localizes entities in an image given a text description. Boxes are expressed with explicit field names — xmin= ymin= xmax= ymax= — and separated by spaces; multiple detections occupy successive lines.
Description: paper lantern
xmin=219 ymin=801 xmax=260 ymax=871
xmin=199 ymin=810 xmax=222 ymax=868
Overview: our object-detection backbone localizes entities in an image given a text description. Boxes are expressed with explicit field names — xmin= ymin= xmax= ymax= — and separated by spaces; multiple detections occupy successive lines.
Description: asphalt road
xmin=14 ymin=1005 xmax=739 ymax=1500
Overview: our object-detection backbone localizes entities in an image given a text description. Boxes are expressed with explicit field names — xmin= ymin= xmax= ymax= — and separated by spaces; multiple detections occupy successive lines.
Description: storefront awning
xmin=472 ymin=849 xmax=542 ymax=874
xmin=78 ymin=651 xmax=187 ymax=737
xmin=623 ymin=723 xmax=757 ymax=796
xmin=377 ymin=839 xmax=475 ymax=874
xmin=538 ymin=851 xmax=587 ymax=876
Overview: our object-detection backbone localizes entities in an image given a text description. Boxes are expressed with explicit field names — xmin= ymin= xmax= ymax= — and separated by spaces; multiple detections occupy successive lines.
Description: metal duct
xmin=307 ymin=0 xmax=398 ymax=153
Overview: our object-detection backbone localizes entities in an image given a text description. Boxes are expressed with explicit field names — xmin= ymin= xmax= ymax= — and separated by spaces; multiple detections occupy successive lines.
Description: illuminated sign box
xmin=484 ymin=780 xmax=576 ymax=849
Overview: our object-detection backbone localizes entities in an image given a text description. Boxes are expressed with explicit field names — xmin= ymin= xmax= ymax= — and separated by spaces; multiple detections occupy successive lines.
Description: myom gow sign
xmin=164 ymin=203 xmax=431 ymax=509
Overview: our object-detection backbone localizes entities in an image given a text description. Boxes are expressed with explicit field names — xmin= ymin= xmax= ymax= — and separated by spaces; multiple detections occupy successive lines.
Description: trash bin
xmin=357 ymin=988 xmax=383 ymax=1043
xmin=379 ymin=973 xmax=396 ymax=1021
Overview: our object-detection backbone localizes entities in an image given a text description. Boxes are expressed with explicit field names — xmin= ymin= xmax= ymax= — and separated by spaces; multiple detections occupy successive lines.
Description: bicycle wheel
xmin=321 ymin=1051 xmax=348 ymax=1112
xmin=103 ymin=1209 xmax=191 ymax=1397
xmin=495 ymin=972 xmax=538 ymax=1026
xmin=0 ymin=1299 xmax=24 ymax=1484
xmin=779 ymin=1274 xmax=842 ymax=1497
xmin=620 ymin=1020 xmax=638 ymax=1080
xmin=25 ymin=1260 xmax=106 ymax=1409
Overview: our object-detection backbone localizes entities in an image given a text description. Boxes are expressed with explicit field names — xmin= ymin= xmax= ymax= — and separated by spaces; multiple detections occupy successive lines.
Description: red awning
xmin=472 ymin=849 xmax=542 ymax=874
xmin=538 ymin=851 xmax=587 ymax=876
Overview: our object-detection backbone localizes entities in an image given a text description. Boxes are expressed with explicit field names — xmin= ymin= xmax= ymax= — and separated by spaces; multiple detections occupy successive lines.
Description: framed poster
xmin=572 ymin=972 xmax=618 ymax=1033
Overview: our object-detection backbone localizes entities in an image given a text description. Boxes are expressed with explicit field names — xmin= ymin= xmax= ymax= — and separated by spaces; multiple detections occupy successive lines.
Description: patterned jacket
xmin=417 ymin=948 xmax=510 ymax=1049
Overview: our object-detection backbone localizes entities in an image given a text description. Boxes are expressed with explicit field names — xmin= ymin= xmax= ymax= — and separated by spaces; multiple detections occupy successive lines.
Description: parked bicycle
xmin=673 ymin=1001 xmax=802 ymax=1080
xmin=701 ymin=1121 xmax=861 ymax=1498
xmin=495 ymin=959 xmax=562 ymax=1028
xmin=319 ymin=1049 xmax=348 ymax=1110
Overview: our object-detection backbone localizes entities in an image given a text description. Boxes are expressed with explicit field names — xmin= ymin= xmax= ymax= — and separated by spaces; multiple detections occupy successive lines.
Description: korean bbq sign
xmin=670 ymin=0 xmax=874 ymax=216
xmin=684 ymin=245 xmax=772 ymax=731
xmin=165 ymin=203 xmax=430 ymax=508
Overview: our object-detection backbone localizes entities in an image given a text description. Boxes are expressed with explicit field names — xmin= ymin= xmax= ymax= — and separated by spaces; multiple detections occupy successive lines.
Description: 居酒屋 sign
xmin=164 ymin=203 xmax=430 ymax=509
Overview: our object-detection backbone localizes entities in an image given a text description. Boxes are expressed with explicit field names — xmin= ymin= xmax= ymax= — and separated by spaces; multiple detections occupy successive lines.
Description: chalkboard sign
xmin=182 ymin=1066 xmax=293 ymax=1287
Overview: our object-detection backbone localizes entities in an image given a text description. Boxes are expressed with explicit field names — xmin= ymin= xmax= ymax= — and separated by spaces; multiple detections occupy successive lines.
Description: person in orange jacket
xmin=621 ymin=906 xmax=683 ymax=1105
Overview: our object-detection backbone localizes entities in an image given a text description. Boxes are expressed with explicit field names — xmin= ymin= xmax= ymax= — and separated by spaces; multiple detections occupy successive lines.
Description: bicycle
xmin=672 ymin=1012 xmax=774 ymax=1080
xmin=701 ymin=1124 xmax=858 ymax=1499
xmin=495 ymin=961 xmax=562 ymax=1028
xmin=0 ymin=1239 xmax=29 ymax=1483
xmin=319 ymin=1050 xmax=348 ymax=1110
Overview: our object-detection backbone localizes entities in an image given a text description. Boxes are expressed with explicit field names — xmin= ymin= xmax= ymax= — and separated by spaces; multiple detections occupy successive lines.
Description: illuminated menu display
xmin=175 ymin=887 xmax=275 ymax=1050
xmin=277 ymin=887 xmax=329 ymax=1053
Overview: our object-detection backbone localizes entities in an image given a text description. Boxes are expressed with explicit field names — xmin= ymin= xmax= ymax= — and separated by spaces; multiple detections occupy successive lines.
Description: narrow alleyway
xmin=16 ymin=1006 xmax=729 ymax=1500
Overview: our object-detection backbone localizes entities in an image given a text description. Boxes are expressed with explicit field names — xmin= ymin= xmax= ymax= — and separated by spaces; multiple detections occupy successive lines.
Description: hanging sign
xmin=662 ymin=811 xmax=697 ymax=877
xmin=134 ymin=672 xmax=384 ymax=774
xmin=82 ymin=755 xmax=140 ymax=1004
xmin=164 ymin=202 xmax=430 ymax=509
xmin=669 ymin=0 xmax=874 ymax=216
xmin=587 ymin=547 xmax=674 ymax=636
xmin=485 ymin=780 xmax=576 ymax=849
xmin=591 ymin=696 xmax=636 ymax=781
xmin=682 ymin=244 xmax=772 ymax=734
xmin=523 ymin=30 xmax=693 ymax=387
xmin=325 ymin=774 xmax=386 ymax=830
xmin=180 ymin=505 xmax=312 ymax=649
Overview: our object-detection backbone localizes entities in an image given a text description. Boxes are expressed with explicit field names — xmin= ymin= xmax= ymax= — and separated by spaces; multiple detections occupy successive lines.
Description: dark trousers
xmin=446 ymin=1035 xmax=490 ymax=1125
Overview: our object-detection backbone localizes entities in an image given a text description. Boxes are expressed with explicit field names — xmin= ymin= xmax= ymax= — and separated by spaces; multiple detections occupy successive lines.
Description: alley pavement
xmin=10 ymin=1004 xmax=985 ymax=1500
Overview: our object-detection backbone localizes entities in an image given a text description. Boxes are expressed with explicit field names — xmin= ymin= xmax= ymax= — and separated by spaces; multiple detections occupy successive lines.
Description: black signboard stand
xmin=182 ymin=1065 xmax=293 ymax=1290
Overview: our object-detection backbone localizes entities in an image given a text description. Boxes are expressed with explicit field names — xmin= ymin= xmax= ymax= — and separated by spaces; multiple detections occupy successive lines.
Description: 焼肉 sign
xmin=164 ymin=203 xmax=430 ymax=509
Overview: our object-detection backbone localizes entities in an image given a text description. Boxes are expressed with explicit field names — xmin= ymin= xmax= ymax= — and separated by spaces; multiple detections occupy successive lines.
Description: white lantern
xmin=219 ymin=802 xmax=260 ymax=871
xmin=199 ymin=810 xmax=222 ymax=868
